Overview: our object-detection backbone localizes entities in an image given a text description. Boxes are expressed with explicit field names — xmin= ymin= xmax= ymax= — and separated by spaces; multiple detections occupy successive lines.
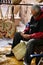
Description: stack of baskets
xmin=0 ymin=19 xmax=16 ymax=38
xmin=0 ymin=19 xmax=5 ymax=38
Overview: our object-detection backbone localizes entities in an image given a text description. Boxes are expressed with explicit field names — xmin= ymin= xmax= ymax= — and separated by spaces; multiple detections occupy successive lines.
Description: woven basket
xmin=12 ymin=0 xmax=22 ymax=4
xmin=12 ymin=41 xmax=26 ymax=60
xmin=5 ymin=20 xmax=16 ymax=38
xmin=0 ymin=20 xmax=5 ymax=38
xmin=36 ymin=0 xmax=43 ymax=2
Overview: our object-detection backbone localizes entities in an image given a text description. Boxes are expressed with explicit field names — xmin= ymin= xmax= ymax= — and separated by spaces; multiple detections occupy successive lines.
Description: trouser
xmin=24 ymin=39 xmax=43 ymax=65
xmin=12 ymin=32 xmax=43 ymax=65
xmin=12 ymin=32 xmax=28 ymax=49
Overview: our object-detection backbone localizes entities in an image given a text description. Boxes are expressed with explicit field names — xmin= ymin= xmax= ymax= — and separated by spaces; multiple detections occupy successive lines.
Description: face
xmin=31 ymin=8 xmax=37 ymax=16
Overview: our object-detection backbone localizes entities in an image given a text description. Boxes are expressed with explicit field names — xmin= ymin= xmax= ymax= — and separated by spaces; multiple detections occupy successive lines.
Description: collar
xmin=35 ymin=12 xmax=43 ymax=21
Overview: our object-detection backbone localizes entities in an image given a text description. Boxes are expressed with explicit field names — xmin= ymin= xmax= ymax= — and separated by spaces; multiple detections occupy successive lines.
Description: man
xmin=6 ymin=5 xmax=43 ymax=65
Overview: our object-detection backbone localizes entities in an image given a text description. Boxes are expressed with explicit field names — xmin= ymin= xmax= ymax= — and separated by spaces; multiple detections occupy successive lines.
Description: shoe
xmin=23 ymin=61 xmax=29 ymax=65
xmin=8 ymin=43 xmax=12 ymax=45
xmin=6 ymin=51 xmax=14 ymax=57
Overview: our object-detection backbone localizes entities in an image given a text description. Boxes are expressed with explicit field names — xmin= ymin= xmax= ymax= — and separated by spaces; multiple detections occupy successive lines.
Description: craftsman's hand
xmin=20 ymin=32 xmax=30 ymax=39
xmin=23 ymin=34 xmax=30 ymax=39
xmin=20 ymin=32 xmax=24 ymax=36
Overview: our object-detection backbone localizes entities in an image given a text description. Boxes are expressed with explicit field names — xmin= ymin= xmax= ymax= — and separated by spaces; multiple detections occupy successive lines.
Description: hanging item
xmin=1 ymin=5 xmax=9 ymax=19
xmin=0 ymin=0 xmax=11 ymax=4
xmin=12 ymin=0 xmax=22 ymax=4
xmin=11 ymin=6 xmax=14 ymax=22
xmin=36 ymin=0 xmax=43 ymax=3
xmin=0 ymin=7 xmax=2 ymax=19
xmin=8 ymin=6 xmax=12 ymax=19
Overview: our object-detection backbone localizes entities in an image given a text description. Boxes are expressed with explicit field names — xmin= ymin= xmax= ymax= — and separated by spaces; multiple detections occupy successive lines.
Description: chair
xmin=30 ymin=45 xmax=43 ymax=65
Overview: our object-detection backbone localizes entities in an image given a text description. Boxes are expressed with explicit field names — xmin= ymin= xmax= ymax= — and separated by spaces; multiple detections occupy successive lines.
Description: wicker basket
xmin=5 ymin=20 xmax=16 ymax=38
xmin=12 ymin=41 xmax=26 ymax=60
xmin=12 ymin=0 xmax=22 ymax=4
xmin=36 ymin=0 xmax=43 ymax=2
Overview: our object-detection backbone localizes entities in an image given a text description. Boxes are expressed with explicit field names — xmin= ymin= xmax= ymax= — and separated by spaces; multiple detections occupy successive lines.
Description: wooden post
xmin=11 ymin=6 xmax=14 ymax=22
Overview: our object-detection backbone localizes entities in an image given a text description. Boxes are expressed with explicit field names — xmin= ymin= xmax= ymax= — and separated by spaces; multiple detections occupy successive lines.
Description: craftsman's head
xmin=31 ymin=5 xmax=41 ymax=16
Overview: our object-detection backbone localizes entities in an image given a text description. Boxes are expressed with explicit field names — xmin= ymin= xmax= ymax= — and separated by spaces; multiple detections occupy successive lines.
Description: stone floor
xmin=0 ymin=57 xmax=23 ymax=65
xmin=0 ymin=56 xmax=43 ymax=65
xmin=0 ymin=38 xmax=43 ymax=65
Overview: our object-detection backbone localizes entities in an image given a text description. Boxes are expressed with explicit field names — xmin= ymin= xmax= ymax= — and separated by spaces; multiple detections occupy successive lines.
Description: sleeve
xmin=30 ymin=32 xmax=43 ymax=39
xmin=30 ymin=18 xmax=43 ymax=39
xmin=24 ymin=23 xmax=30 ymax=33
xmin=24 ymin=16 xmax=33 ymax=34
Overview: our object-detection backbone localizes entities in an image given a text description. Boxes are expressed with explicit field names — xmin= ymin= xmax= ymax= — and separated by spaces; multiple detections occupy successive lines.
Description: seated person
xmin=6 ymin=5 xmax=43 ymax=65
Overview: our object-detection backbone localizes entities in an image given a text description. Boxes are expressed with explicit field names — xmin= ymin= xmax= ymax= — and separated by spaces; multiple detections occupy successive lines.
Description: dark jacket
xmin=24 ymin=12 xmax=43 ymax=39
